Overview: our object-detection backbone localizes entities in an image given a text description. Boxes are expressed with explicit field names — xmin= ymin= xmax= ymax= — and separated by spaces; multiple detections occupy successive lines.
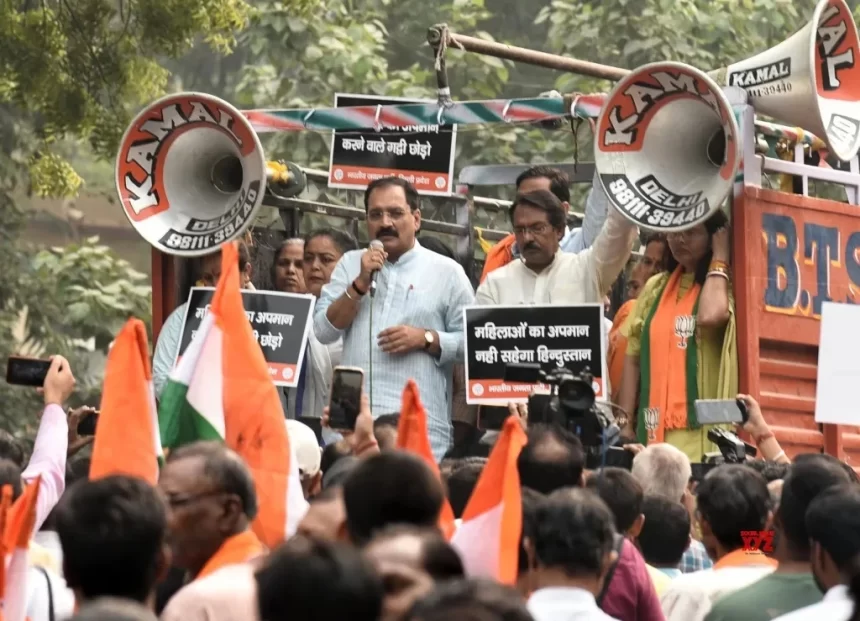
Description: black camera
xmin=504 ymin=363 xmax=621 ymax=468
xmin=705 ymin=428 xmax=757 ymax=464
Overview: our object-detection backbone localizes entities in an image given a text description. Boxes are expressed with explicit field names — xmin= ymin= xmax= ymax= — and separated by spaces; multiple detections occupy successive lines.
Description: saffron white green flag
xmin=159 ymin=242 xmax=308 ymax=546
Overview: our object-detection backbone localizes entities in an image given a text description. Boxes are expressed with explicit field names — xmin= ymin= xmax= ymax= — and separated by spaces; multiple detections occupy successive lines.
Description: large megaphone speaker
xmin=710 ymin=0 xmax=860 ymax=162
xmin=594 ymin=62 xmax=741 ymax=233
xmin=116 ymin=92 xmax=305 ymax=257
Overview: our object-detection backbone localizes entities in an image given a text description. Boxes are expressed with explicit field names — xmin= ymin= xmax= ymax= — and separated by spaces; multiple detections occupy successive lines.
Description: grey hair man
xmin=631 ymin=443 xmax=712 ymax=573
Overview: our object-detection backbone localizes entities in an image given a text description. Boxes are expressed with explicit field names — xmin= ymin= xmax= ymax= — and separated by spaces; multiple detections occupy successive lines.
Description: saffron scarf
xmin=196 ymin=529 xmax=266 ymax=581
xmin=608 ymin=298 xmax=636 ymax=400
xmin=638 ymin=268 xmax=702 ymax=444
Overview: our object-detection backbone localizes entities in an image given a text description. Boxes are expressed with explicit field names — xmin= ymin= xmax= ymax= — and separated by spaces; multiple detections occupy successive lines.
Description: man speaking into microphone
xmin=314 ymin=177 xmax=475 ymax=460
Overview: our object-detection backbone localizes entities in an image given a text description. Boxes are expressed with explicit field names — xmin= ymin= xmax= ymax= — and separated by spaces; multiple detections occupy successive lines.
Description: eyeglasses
xmin=367 ymin=208 xmax=409 ymax=222
xmin=513 ymin=223 xmax=552 ymax=236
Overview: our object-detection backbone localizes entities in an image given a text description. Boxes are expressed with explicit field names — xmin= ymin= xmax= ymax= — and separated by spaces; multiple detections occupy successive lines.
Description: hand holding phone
xmin=327 ymin=366 xmax=365 ymax=431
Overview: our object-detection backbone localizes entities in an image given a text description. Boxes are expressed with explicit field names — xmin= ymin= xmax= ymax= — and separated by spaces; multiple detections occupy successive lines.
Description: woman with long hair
xmin=617 ymin=210 xmax=737 ymax=462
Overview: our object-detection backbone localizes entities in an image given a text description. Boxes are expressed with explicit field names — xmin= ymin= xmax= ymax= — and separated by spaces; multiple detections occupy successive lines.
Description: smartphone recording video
xmin=6 ymin=357 xmax=52 ymax=387
xmin=328 ymin=366 xmax=364 ymax=430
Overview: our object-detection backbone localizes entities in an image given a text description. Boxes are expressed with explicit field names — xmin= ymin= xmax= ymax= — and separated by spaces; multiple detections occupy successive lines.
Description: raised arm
xmin=696 ymin=227 xmax=731 ymax=328
xmin=587 ymin=183 xmax=639 ymax=295
xmin=23 ymin=356 xmax=75 ymax=531
xmin=564 ymin=171 xmax=610 ymax=254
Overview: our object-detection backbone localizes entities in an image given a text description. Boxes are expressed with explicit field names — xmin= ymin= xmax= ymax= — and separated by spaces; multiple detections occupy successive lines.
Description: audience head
xmin=637 ymin=495 xmax=691 ymax=569
xmin=695 ymin=464 xmax=771 ymax=560
xmin=777 ymin=454 xmax=850 ymax=561
xmin=272 ymin=238 xmax=306 ymax=293
xmin=365 ymin=525 xmax=465 ymax=621
xmin=159 ymin=441 xmax=258 ymax=575
xmin=286 ymin=419 xmax=322 ymax=498
xmin=373 ymin=414 xmax=401 ymax=451
xmin=196 ymin=242 xmax=252 ymax=288
xmin=55 ymin=476 xmax=169 ymax=605
xmin=302 ymin=228 xmax=358 ymax=298
xmin=527 ymin=488 xmax=616 ymax=594
xmin=444 ymin=458 xmax=487 ymax=519
xmin=516 ymin=487 xmax=545 ymax=597
xmin=296 ymin=486 xmax=347 ymax=542
xmin=321 ymin=440 xmax=352 ymax=476
xmin=628 ymin=233 xmax=667 ymax=299
xmin=406 ymin=578 xmax=534 ymax=621
xmin=323 ymin=454 xmax=359 ymax=490
xmin=364 ymin=177 xmax=421 ymax=261
xmin=256 ymin=535 xmax=383 ymax=621
xmin=517 ymin=424 xmax=585 ymax=495
xmin=0 ymin=458 xmax=23 ymax=501
xmin=631 ymin=443 xmax=692 ymax=504
xmin=805 ymin=484 xmax=860 ymax=595
xmin=343 ymin=451 xmax=444 ymax=545
xmin=744 ymin=459 xmax=790 ymax=483
xmin=586 ymin=467 xmax=645 ymax=537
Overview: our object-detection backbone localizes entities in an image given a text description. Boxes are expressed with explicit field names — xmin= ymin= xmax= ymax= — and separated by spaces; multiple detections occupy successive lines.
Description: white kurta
xmin=475 ymin=207 xmax=638 ymax=306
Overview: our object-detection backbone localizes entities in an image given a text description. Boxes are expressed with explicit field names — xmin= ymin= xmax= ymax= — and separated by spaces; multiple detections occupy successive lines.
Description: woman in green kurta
xmin=617 ymin=211 xmax=738 ymax=463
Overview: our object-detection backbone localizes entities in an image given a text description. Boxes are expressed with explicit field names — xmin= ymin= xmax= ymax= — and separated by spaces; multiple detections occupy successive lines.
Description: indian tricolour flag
xmin=159 ymin=242 xmax=308 ymax=547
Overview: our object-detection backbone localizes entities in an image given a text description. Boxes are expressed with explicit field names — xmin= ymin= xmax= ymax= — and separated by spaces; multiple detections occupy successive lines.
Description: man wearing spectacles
xmin=159 ymin=442 xmax=265 ymax=621
xmin=475 ymin=188 xmax=637 ymax=305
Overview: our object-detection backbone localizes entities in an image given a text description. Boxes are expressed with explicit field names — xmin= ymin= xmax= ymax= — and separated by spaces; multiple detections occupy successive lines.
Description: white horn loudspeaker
xmin=116 ymin=92 xmax=305 ymax=257
xmin=594 ymin=61 xmax=741 ymax=233
xmin=710 ymin=0 xmax=860 ymax=162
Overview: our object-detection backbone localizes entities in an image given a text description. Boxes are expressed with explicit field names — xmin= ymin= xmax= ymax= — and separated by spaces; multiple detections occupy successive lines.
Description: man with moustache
xmin=314 ymin=177 xmax=474 ymax=460
xmin=475 ymin=186 xmax=637 ymax=306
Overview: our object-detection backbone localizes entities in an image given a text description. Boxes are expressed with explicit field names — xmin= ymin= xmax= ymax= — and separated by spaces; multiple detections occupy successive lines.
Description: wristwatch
xmin=424 ymin=330 xmax=435 ymax=350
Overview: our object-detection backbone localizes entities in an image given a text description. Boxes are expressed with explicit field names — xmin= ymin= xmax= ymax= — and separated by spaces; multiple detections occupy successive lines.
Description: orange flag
xmin=451 ymin=417 xmax=526 ymax=585
xmin=0 ymin=484 xmax=13 ymax=621
xmin=396 ymin=380 xmax=457 ymax=539
xmin=90 ymin=318 xmax=162 ymax=484
xmin=4 ymin=477 xmax=41 ymax=621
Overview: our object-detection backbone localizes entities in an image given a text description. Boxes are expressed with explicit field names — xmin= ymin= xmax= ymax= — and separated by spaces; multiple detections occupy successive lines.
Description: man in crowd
xmin=516 ymin=425 xmax=664 ymax=621
xmin=631 ymin=443 xmax=713 ymax=572
xmin=705 ymin=455 xmax=851 ymax=621
xmin=314 ymin=177 xmax=474 ymax=460
xmin=586 ymin=468 xmax=673 ymax=597
xmin=524 ymin=488 xmax=620 ymax=621
xmin=480 ymin=167 xmax=609 ymax=281
xmin=476 ymin=188 xmax=636 ymax=306
xmin=55 ymin=475 xmax=170 ymax=610
xmin=661 ymin=465 xmax=776 ymax=621
xmin=771 ymin=484 xmax=860 ymax=621
xmin=637 ymin=496 xmax=691 ymax=581
xmin=159 ymin=442 xmax=264 ymax=621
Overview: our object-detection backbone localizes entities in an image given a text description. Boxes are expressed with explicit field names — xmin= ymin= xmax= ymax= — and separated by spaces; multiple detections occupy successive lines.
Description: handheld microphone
xmin=368 ymin=239 xmax=384 ymax=297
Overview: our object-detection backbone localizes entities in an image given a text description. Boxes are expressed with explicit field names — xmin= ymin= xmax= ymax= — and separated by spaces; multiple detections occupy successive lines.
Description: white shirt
xmin=26 ymin=565 xmax=75 ymax=621
xmin=527 ymin=587 xmax=619 ymax=621
xmin=661 ymin=566 xmax=775 ymax=621
xmin=772 ymin=585 xmax=852 ymax=621
xmin=475 ymin=207 xmax=637 ymax=306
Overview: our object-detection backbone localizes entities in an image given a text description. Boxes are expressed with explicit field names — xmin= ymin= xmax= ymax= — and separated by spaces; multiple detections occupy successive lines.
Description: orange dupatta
xmin=638 ymin=268 xmax=702 ymax=444
xmin=608 ymin=299 xmax=636 ymax=400
xmin=196 ymin=529 xmax=266 ymax=581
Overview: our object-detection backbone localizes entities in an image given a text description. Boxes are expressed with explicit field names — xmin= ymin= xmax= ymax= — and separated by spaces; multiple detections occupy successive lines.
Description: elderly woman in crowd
xmin=617 ymin=210 xmax=737 ymax=463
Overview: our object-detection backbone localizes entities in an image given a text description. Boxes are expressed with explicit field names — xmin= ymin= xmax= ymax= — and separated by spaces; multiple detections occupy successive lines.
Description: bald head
xmin=517 ymin=424 xmax=585 ymax=495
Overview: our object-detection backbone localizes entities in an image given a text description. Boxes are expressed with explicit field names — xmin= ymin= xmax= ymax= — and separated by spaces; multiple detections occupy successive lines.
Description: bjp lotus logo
xmin=643 ymin=408 xmax=660 ymax=442
xmin=674 ymin=315 xmax=696 ymax=349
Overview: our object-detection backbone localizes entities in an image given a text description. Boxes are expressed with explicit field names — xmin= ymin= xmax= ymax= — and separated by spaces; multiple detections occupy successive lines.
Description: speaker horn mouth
xmin=212 ymin=155 xmax=244 ymax=194
xmin=706 ymin=129 xmax=727 ymax=168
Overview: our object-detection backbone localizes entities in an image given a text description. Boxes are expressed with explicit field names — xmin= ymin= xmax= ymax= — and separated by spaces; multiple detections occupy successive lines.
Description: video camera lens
xmin=557 ymin=376 xmax=595 ymax=412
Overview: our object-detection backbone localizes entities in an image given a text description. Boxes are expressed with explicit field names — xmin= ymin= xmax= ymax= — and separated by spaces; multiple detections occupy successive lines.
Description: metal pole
xmin=427 ymin=24 xmax=630 ymax=82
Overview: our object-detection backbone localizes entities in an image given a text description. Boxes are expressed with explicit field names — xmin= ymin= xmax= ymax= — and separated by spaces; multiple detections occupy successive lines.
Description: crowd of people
xmin=2 ymin=167 xmax=858 ymax=621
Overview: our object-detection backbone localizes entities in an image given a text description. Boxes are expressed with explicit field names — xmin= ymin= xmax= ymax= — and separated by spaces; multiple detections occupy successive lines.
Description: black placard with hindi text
xmin=176 ymin=288 xmax=315 ymax=388
xmin=463 ymin=304 xmax=606 ymax=405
